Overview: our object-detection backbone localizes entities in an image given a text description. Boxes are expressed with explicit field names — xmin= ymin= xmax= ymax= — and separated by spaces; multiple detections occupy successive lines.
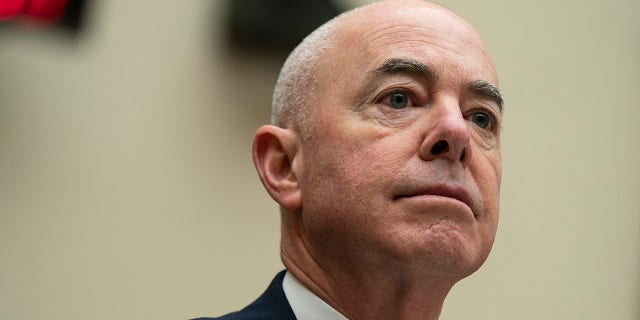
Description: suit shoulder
xmin=191 ymin=271 xmax=296 ymax=320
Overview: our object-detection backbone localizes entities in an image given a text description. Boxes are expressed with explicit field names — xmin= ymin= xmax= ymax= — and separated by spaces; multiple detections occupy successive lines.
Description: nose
xmin=418 ymin=106 xmax=471 ymax=165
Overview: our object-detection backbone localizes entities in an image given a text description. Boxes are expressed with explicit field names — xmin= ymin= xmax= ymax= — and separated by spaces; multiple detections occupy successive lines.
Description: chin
xmin=401 ymin=220 xmax=492 ymax=278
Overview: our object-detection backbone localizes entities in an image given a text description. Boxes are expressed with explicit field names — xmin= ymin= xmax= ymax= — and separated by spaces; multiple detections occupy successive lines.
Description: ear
xmin=252 ymin=125 xmax=302 ymax=211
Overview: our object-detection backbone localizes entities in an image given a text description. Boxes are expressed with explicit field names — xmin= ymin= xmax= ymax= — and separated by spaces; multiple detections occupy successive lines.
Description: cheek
xmin=340 ymin=136 xmax=414 ymax=200
xmin=300 ymin=132 xmax=410 ymax=223
xmin=314 ymin=122 xmax=411 ymax=187
xmin=472 ymin=150 xmax=501 ymax=231
xmin=308 ymin=145 xmax=395 ymax=204
xmin=473 ymin=143 xmax=501 ymax=188
xmin=466 ymin=156 xmax=501 ymax=264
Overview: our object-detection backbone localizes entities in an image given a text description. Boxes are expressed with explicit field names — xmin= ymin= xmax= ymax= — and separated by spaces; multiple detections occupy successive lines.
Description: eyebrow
xmin=467 ymin=79 xmax=504 ymax=112
xmin=370 ymin=58 xmax=504 ymax=112
xmin=373 ymin=58 xmax=438 ymax=83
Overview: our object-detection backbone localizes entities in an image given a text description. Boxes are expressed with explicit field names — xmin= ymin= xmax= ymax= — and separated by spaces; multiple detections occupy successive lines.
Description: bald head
xmin=271 ymin=0 xmax=497 ymax=137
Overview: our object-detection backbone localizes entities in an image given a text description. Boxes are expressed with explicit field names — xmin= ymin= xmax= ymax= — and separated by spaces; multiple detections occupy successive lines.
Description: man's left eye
xmin=388 ymin=92 xmax=409 ymax=109
xmin=470 ymin=111 xmax=492 ymax=129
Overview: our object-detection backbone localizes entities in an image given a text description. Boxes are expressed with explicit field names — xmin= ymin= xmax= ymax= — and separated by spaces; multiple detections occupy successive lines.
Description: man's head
xmin=254 ymin=0 xmax=502 ymax=313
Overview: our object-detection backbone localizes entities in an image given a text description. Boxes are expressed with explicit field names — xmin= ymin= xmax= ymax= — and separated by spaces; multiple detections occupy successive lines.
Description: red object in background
xmin=0 ymin=0 xmax=68 ymax=22
xmin=25 ymin=0 xmax=68 ymax=21
xmin=0 ymin=0 xmax=27 ymax=19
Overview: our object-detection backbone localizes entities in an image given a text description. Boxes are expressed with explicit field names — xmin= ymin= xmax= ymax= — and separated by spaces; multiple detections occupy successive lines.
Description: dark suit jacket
xmin=194 ymin=270 xmax=297 ymax=320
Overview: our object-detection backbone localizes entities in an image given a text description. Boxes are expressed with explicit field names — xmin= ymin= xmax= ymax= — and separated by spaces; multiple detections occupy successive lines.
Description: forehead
xmin=323 ymin=3 xmax=497 ymax=85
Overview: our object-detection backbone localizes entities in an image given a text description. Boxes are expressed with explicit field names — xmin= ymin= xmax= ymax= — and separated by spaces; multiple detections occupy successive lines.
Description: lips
xmin=394 ymin=184 xmax=475 ymax=214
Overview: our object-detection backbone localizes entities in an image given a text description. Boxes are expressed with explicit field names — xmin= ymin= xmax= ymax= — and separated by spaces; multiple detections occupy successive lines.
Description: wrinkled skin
xmin=255 ymin=1 xmax=502 ymax=319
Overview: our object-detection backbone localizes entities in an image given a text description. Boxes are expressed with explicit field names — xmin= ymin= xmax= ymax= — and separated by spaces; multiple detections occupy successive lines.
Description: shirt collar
xmin=282 ymin=271 xmax=348 ymax=320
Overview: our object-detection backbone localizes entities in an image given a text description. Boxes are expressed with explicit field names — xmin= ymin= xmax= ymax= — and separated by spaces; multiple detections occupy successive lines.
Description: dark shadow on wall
xmin=210 ymin=0 xmax=345 ymax=142
xmin=226 ymin=0 xmax=343 ymax=54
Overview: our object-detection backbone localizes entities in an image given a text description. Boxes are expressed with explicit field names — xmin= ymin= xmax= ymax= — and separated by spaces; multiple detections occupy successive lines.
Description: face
xmin=294 ymin=2 xmax=502 ymax=279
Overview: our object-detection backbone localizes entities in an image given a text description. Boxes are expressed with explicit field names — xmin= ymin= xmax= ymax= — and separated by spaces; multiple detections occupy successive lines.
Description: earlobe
xmin=252 ymin=125 xmax=302 ymax=211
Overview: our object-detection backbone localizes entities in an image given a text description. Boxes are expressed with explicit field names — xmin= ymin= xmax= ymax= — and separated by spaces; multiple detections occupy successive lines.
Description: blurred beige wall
xmin=0 ymin=1 xmax=638 ymax=319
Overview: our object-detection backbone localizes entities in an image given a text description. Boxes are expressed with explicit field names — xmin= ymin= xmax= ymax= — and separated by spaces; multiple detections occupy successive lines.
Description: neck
xmin=280 ymin=218 xmax=457 ymax=320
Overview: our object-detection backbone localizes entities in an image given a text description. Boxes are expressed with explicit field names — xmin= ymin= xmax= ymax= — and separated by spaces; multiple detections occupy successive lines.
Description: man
xmin=200 ymin=0 xmax=503 ymax=318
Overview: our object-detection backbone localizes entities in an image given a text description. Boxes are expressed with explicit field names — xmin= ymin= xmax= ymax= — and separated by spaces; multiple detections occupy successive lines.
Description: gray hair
xmin=270 ymin=15 xmax=341 ymax=135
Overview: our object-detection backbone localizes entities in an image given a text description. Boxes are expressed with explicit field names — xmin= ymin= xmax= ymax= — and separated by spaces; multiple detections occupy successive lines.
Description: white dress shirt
xmin=282 ymin=271 xmax=348 ymax=320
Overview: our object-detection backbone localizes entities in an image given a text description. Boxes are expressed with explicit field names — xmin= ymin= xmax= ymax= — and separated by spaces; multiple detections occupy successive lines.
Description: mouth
xmin=393 ymin=184 xmax=475 ymax=216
